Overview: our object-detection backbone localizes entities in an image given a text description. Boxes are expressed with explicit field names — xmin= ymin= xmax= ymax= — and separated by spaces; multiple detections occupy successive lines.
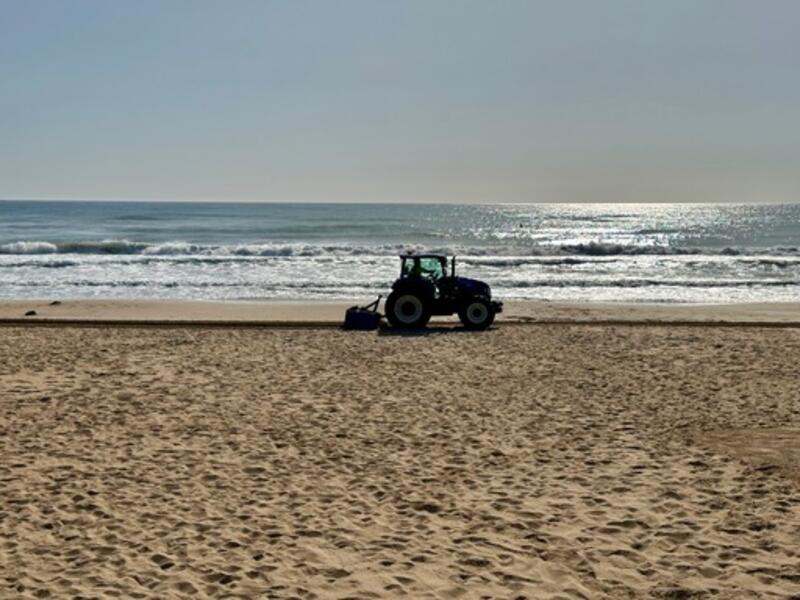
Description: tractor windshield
xmin=420 ymin=258 xmax=444 ymax=280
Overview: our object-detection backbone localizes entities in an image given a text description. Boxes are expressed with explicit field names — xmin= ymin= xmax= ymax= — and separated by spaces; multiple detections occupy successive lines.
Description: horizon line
xmin=2 ymin=198 xmax=798 ymax=206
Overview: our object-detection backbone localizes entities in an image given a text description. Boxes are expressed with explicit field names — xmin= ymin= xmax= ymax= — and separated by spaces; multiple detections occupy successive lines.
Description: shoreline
xmin=1 ymin=298 xmax=799 ymax=327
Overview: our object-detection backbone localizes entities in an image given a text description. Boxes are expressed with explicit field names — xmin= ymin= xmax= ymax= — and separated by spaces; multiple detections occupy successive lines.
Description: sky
xmin=1 ymin=0 xmax=799 ymax=203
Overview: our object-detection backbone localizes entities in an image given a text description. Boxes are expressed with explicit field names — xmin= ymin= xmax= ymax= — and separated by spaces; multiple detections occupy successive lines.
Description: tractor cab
xmin=399 ymin=254 xmax=451 ymax=285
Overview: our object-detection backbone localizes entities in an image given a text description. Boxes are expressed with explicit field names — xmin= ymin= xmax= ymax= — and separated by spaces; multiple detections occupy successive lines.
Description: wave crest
xmin=2 ymin=239 xmax=800 ymax=258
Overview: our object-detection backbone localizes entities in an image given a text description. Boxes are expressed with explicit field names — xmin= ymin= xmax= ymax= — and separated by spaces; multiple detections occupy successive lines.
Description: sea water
xmin=1 ymin=201 xmax=799 ymax=303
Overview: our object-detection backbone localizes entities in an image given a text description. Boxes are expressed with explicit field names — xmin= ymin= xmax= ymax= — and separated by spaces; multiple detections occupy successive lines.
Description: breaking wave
xmin=3 ymin=239 xmax=800 ymax=258
xmin=0 ymin=240 xmax=147 ymax=254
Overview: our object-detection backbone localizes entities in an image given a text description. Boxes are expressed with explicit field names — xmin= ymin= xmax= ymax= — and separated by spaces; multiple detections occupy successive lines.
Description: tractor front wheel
xmin=458 ymin=298 xmax=495 ymax=330
xmin=386 ymin=291 xmax=431 ymax=328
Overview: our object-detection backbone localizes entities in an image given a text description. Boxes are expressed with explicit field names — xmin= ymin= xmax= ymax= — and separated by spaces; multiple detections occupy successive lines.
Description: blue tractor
xmin=386 ymin=253 xmax=502 ymax=329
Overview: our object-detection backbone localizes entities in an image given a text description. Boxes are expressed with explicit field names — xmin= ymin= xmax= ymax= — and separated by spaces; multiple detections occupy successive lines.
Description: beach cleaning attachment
xmin=343 ymin=295 xmax=383 ymax=330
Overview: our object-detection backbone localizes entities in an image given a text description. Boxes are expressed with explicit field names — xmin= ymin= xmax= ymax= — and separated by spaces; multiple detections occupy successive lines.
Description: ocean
xmin=1 ymin=201 xmax=799 ymax=304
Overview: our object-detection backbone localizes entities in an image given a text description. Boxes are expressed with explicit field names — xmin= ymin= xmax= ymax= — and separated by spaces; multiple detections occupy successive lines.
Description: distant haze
xmin=2 ymin=0 xmax=799 ymax=203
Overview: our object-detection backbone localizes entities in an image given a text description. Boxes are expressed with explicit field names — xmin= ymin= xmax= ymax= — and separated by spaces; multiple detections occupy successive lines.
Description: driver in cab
xmin=408 ymin=260 xmax=438 ymax=280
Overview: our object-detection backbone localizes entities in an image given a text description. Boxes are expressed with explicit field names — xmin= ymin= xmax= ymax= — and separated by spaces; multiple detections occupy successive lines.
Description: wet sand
xmin=1 ymin=298 xmax=799 ymax=325
xmin=2 ymin=314 xmax=800 ymax=598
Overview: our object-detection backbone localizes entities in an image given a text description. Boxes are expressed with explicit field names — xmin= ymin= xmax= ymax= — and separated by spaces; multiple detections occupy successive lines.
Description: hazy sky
xmin=2 ymin=0 xmax=799 ymax=203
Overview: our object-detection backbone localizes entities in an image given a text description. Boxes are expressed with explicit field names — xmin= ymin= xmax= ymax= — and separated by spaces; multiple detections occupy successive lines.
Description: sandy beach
xmin=3 ymin=303 xmax=800 ymax=599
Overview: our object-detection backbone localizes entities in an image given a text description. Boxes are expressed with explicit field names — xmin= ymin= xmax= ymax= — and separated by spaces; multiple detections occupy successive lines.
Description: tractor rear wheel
xmin=386 ymin=291 xmax=431 ymax=328
xmin=458 ymin=298 xmax=495 ymax=330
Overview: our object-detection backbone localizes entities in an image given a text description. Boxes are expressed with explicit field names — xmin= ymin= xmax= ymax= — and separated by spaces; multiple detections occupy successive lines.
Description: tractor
xmin=385 ymin=253 xmax=502 ymax=329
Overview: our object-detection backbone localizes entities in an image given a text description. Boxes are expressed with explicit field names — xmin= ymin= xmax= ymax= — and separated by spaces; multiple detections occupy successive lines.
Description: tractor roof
xmin=399 ymin=253 xmax=448 ymax=259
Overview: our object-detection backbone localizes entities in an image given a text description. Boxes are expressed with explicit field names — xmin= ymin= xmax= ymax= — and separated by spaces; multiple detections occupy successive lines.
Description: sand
xmin=2 ymin=313 xmax=800 ymax=598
